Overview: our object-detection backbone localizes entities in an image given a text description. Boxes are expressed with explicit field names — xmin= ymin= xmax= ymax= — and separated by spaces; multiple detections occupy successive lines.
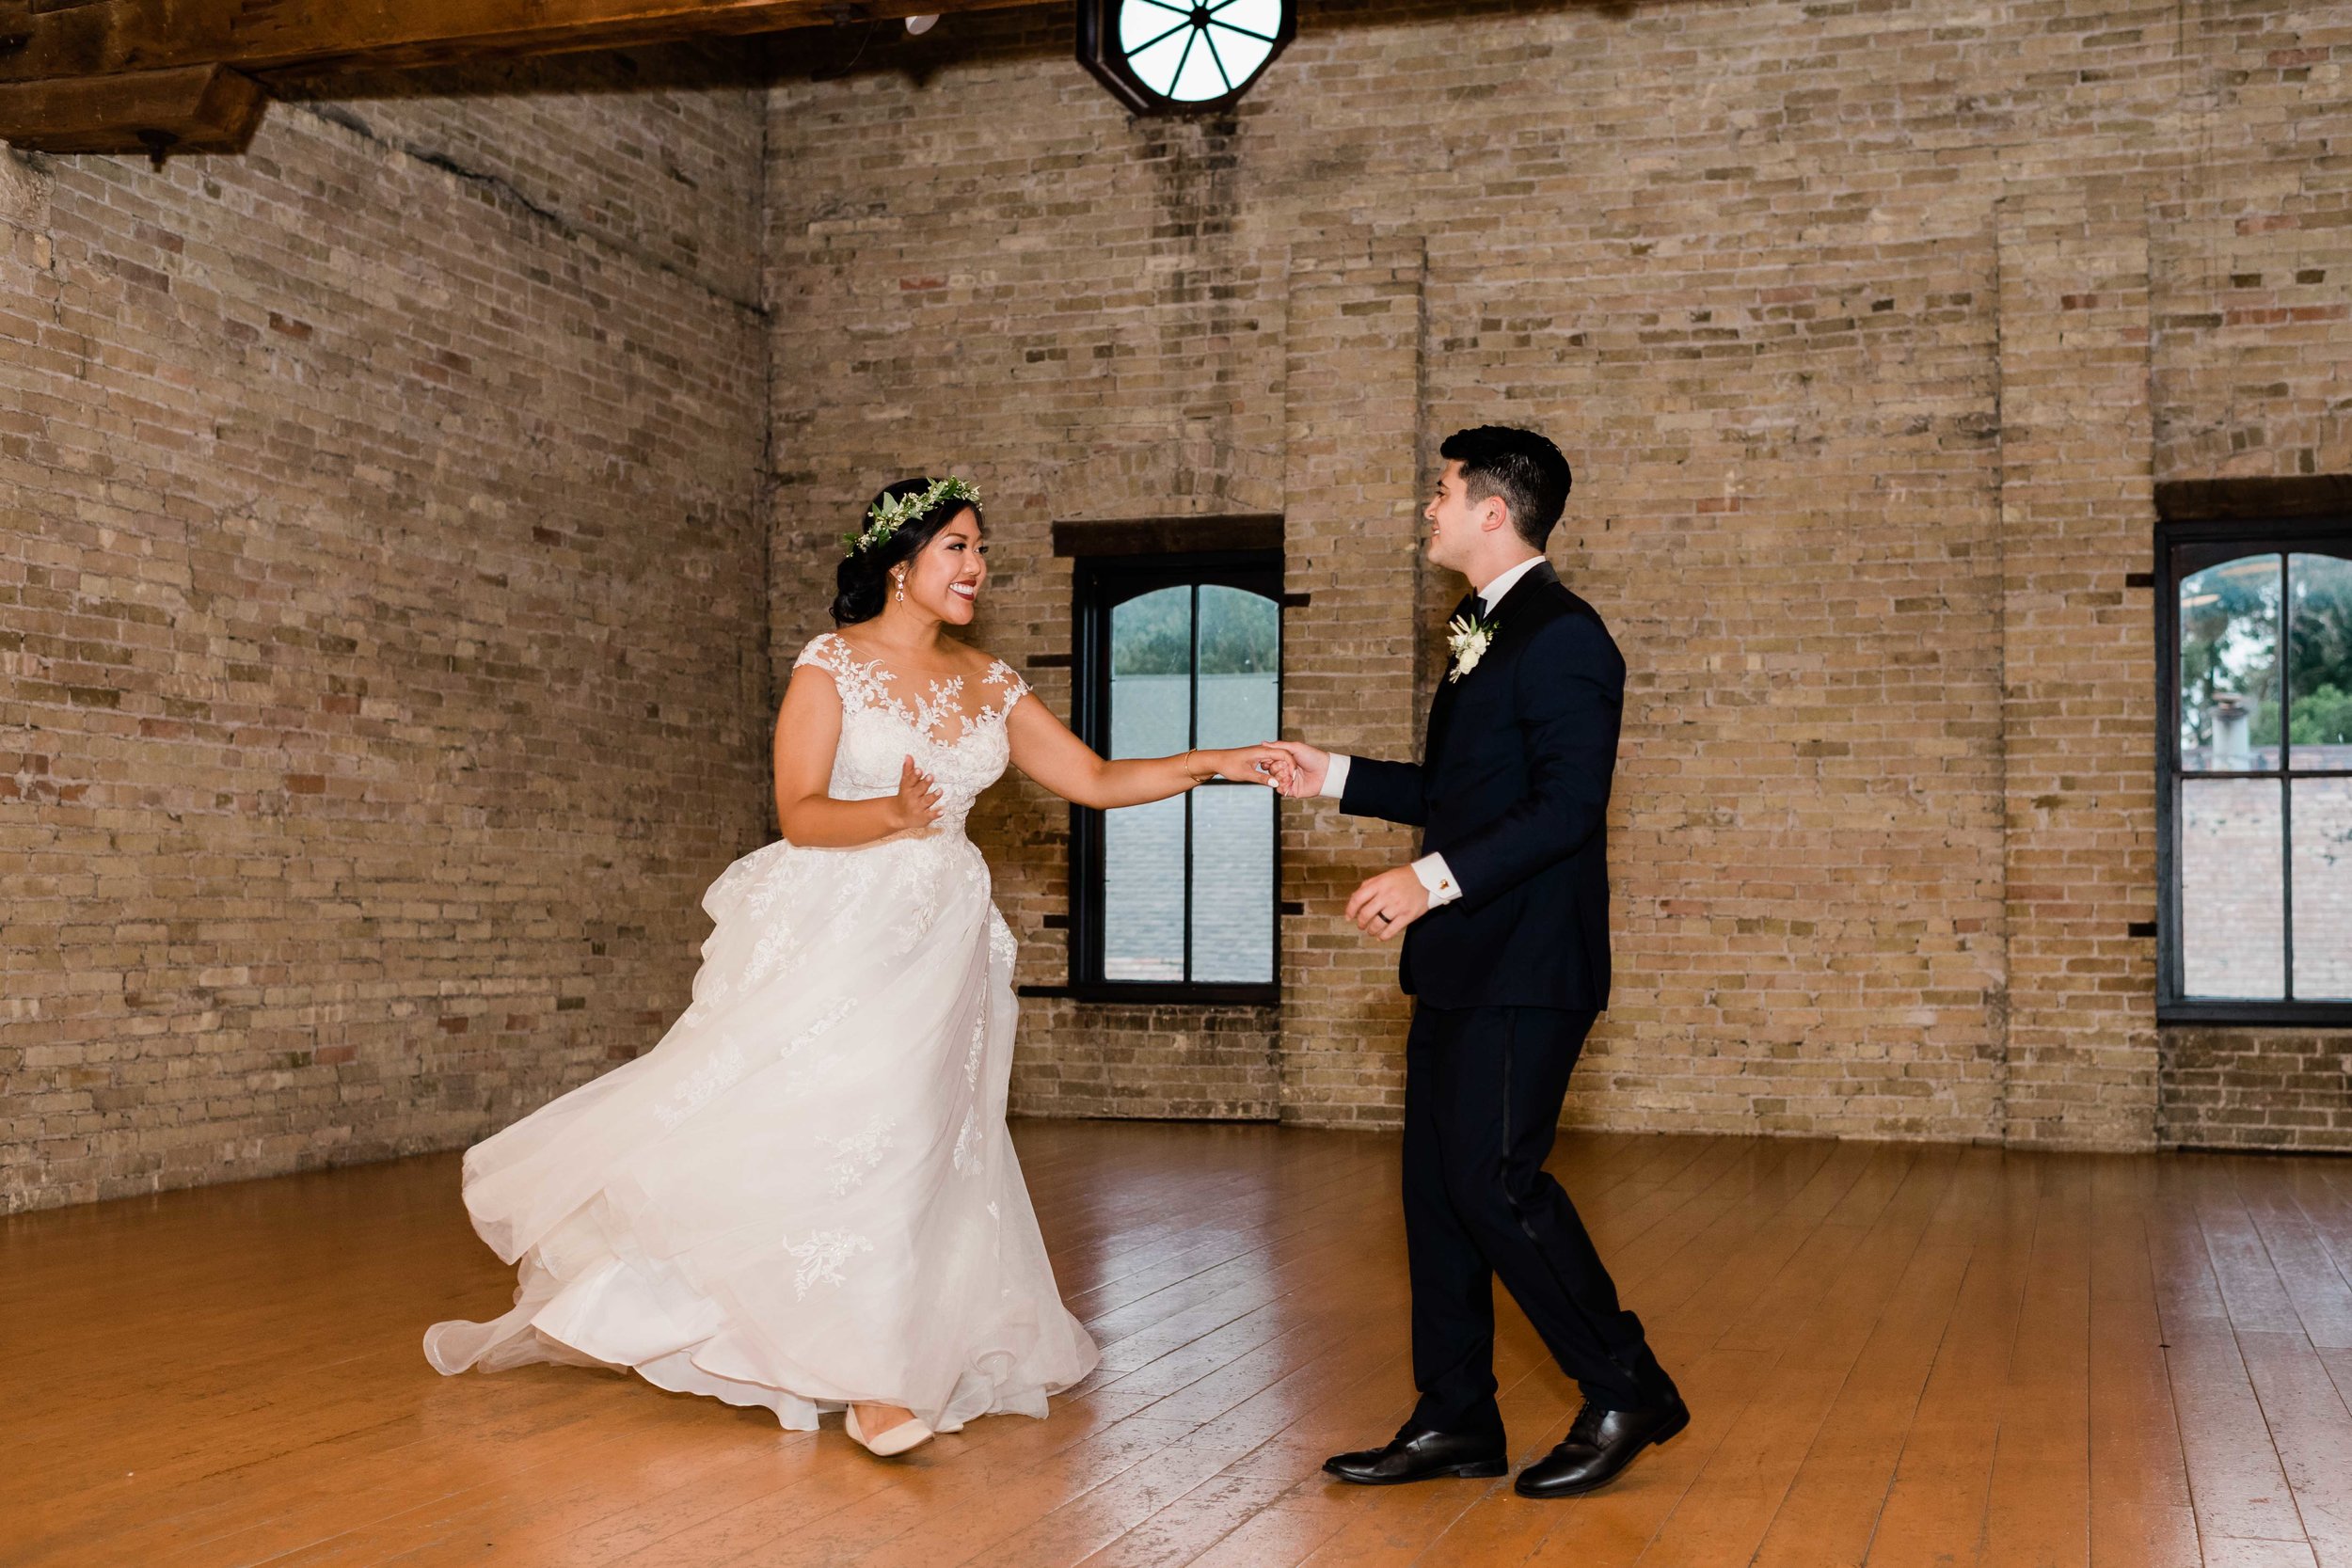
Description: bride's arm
xmin=1004 ymin=693 xmax=1290 ymax=810
xmin=772 ymin=665 xmax=942 ymax=847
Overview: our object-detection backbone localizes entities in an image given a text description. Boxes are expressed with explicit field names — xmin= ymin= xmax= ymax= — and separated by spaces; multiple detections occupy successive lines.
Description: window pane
xmin=1122 ymin=14 xmax=1198 ymax=99
xmin=1110 ymin=586 xmax=1191 ymax=759
xmin=2288 ymin=552 xmax=2352 ymax=769
xmin=1189 ymin=784 xmax=1273 ymax=983
xmin=1169 ymin=31 xmax=1230 ymax=100
xmin=2179 ymin=776 xmax=2285 ymax=998
xmin=1204 ymin=24 xmax=1275 ymax=85
xmin=2292 ymin=777 xmax=2352 ymax=999
xmin=1194 ymin=585 xmax=1279 ymax=750
xmin=1103 ymin=796 xmax=1185 ymax=980
xmin=2179 ymin=555 xmax=2281 ymax=772
xmin=1119 ymin=0 xmax=1190 ymax=55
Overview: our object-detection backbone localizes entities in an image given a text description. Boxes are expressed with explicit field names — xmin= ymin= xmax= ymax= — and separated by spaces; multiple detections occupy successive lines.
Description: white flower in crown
xmin=1445 ymin=611 xmax=1499 ymax=682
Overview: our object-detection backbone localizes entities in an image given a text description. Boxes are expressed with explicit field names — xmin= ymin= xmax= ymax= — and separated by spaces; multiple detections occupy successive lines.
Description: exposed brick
xmin=1 ymin=54 xmax=772 ymax=1214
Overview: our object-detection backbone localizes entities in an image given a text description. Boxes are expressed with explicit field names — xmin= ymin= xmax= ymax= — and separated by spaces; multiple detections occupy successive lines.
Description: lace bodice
xmin=793 ymin=632 xmax=1028 ymax=837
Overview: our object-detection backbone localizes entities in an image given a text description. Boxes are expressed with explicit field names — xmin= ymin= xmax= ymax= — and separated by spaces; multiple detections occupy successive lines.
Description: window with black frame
xmin=1070 ymin=552 xmax=1281 ymax=1003
xmin=2162 ymin=521 xmax=2352 ymax=1021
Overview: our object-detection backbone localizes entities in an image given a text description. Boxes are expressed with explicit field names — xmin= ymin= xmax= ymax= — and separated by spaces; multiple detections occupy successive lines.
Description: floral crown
xmin=844 ymin=476 xmax=982 ymax=556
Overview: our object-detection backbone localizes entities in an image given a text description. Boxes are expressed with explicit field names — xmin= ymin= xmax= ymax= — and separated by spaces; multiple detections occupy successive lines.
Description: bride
xmin=424 ymin=476 xmax=1292 ymax=1457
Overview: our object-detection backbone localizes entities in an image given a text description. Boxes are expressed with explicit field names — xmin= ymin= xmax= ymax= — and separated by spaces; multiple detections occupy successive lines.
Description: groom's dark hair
xmin=1439 ymin=425 xmax=1572 ymax=548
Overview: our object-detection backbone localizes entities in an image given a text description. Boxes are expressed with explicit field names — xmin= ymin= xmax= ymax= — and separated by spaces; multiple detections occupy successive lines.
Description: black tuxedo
xmin=1338 ymin=561 xmax=1674 ymax=1432
xmin=1341 ymin=562 xmax=1620 ymax=1009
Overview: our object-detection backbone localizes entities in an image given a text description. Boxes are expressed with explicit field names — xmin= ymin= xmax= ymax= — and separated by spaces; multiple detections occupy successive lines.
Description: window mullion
xmin=1087 ymin=572 xmax=1108 ymax=989
xmin=2280 ymin=552 xmax=2296 ymax=1001
xmin=2283 ymin=776 xmax=2296 ymax=1000
xmin=2279 ymin=552 xmax=2292 ymax=773
xmin=1183 ymin=584 xmax=1199 ymax=987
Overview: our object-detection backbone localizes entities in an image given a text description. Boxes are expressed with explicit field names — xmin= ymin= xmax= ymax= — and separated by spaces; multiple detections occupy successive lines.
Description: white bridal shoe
xmin=845 ymin=1403 xmax=935 ymax=1457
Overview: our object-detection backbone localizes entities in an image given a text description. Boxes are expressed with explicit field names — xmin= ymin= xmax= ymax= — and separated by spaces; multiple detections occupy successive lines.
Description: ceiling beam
xmin=0 ymin=0 xmax=1040 ymax=155
xmin=0 ymin=64 xmax=265 ymax=158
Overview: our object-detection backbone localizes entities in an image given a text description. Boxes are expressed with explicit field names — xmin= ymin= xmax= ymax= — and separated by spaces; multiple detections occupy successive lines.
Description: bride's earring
xmin=893 ymin=572 xmax=906 ymax=604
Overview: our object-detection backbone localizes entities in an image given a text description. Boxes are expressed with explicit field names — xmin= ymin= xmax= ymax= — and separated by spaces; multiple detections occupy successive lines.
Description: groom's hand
xmin=1264 ymin=739 xmax=1330 ymax=797
xmin=1346 ymin=866 xmax=1431 ymax=941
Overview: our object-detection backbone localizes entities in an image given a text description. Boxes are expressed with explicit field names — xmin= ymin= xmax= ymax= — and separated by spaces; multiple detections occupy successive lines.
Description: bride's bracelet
xmin=1183 ymin=749 xmax=1216 ymax=785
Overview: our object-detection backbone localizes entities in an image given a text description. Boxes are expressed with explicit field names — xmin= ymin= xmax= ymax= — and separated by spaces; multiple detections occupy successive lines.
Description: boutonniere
xmin=1445 ymin=611 xmax=1499 ymax=682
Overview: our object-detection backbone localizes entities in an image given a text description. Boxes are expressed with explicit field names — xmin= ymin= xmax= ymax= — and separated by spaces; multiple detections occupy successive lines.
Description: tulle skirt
xmin=423 ymin=832 xmax=1099 ymax=1432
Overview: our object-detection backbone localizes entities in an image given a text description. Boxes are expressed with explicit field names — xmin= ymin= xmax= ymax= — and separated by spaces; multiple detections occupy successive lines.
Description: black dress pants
xmin=1403 ymin=1004 xmax=1675 ymax=1437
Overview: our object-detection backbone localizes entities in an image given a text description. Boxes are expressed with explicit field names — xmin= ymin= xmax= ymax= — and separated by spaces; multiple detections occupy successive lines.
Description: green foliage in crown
xmin=845 ymin=476 xmax=982 ymax=556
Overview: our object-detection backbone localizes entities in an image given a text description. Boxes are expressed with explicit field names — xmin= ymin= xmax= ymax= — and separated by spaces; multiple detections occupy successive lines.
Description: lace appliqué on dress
xmin=794 ymin=633 xmax=1027 ymax=749
xmin=743 ymin=919 xmax=804 ymax=989
xmin=790 ymin=998 xmax=856 ymax=1053
xmin=776 ymin=997 xmax=857 ymax=1095
xmin=822 ymin=1117 xmax=898 ymax=1196
xmin=909 ymin=674 xmax=966 ymax=739
xmin=961 ymin=1009 xmax=987 ymax=1090
xmin=794 ymin=634 xmax=894 ymax=715
xmin=785 ymin=1229 xmax=873 ymax=1298
xmin=654 ymin=1038 xmax=746 ymax=1132
xmin=952 ymin=1108 xmax=983 ymax=1177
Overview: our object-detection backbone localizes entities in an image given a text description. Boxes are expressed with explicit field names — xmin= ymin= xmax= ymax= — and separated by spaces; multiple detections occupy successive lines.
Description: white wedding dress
xmin=423 ymin=632 xmax=1099 ymax=1432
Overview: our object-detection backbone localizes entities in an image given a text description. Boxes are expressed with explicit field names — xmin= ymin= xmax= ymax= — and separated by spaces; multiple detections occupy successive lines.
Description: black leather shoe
xmin=1514 ymin=1396 xmax=1690 ymax=1497
xmin=1324 ymin=1426 xmax=1508 ymax=1485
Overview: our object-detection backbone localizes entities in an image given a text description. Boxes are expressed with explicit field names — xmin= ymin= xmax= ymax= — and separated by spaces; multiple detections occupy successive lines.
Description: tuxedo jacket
xmin=1340 ymin=562 xmax=1625 ymax=1011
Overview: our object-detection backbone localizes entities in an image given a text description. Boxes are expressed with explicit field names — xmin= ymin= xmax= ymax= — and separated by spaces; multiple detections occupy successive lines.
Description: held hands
xmin=1196 ymin=744 xmax=1300 ymax=792
xmin=1261 ymin=736 xmax=1426 ymax=942
xmin=1345 ymin=864 xmax=1431 ymax=942
xmin=889 ymin=755 xmax=944 ymax=834
xmin=1263 ymin=739 xmax=1331 ymax=798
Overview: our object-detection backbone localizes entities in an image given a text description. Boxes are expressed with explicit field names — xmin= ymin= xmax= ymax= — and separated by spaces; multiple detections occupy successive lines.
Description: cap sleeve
xmin=984 ymin=659 xmax=1030 ymax=715
xmin=792 ymin=632 xmax=844 ymax=674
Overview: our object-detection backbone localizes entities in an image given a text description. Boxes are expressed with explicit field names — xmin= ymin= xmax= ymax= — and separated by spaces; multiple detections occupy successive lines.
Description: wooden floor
xmin=8 ymin=1125 xmax=2352 ymax=1567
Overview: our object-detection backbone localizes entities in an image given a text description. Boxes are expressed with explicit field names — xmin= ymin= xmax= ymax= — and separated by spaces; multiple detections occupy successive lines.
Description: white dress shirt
xmin=1318 ymin=554 xmax=1548 ymax=909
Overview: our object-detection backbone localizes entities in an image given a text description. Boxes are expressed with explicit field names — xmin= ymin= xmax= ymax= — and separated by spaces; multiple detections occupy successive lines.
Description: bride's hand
xmin=889 ymin=755 xmax=944 ymax=833
xmin=1202 ymin=744 xmax=1295 ymax=790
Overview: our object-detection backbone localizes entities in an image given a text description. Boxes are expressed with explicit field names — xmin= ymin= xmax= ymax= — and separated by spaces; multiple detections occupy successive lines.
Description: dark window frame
xmin=1064 ymin=548 xmax=1284 ymax=1006
xmin=2156 ymin=512 xmax=2352 ymax=1025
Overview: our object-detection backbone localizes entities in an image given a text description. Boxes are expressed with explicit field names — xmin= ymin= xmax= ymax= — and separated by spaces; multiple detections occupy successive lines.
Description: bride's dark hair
xmin=830 ymin=478 xmax=985 ymax=626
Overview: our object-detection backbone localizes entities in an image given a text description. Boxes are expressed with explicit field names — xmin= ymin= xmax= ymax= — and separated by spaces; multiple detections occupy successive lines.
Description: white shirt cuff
xmin=1318 ymin=752 xmax=1353 ymax=800
xmin=1413 ymin=853 xmax=1462 ymax=907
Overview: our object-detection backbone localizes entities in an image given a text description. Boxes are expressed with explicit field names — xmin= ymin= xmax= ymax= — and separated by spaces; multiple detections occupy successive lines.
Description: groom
xmin=1271 ymin=425 xmax=1686 ymax=1499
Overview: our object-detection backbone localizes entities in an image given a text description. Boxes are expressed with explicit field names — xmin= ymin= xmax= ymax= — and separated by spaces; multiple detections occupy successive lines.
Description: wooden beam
xmin=0 ymin=0 xmax=1042 ymax=155
xmin=0 ymin=63 xmax=266 ymax=157
xmin=0 ymin=0 xmax=1043 ymax=77
xmin=2154 ymin=475 xmax=2352 ymax=523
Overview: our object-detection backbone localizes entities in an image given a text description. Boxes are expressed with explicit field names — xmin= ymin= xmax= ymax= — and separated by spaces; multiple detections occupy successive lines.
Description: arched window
xmin=1067 ymin=548 xmax=1283 ymax=1002
xmin=2163 ymin=527 xmax=2352 ymax=1020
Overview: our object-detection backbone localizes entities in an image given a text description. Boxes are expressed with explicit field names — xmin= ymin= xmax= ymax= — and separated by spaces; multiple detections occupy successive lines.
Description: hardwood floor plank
xmin=2196 ymin=1159 xmax=2310 ymax=1337
xmin=1629 ymin=1146 xmax=1960 ymax=1568
xmin=1979 ymin=1154 xmax=2094 ymax=1567
xmin=2088 ymin=1157 xmax=2199 ymax=1568
xmin=2165 ymin=1323 xmax=2309 ymax=1552
xmin=2236 ymin=1330 xmax=2352 ymax=1568
xmin=1744 ymin=1140 xmax=1997 ymax=1568
xmin=1843 ymin=1148 xmax=2041 ymax=1568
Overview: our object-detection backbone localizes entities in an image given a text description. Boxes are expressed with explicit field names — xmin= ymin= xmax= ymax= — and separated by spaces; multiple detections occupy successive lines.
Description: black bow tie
xmin=1451 ymin=592 xmax=1481 ymax=623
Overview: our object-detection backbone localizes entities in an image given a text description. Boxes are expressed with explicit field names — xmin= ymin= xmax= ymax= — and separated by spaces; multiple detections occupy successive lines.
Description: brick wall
xmin=762 ymin=0 xmax=2350 ymax=1149
xmin=0 ymin=53 xmax=773 ymax=1213
xmin=2162 ymin=1028 xmax=2352 ymax=1152
xmin=1994 ymin=182 xmax=2162 ymax=1149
